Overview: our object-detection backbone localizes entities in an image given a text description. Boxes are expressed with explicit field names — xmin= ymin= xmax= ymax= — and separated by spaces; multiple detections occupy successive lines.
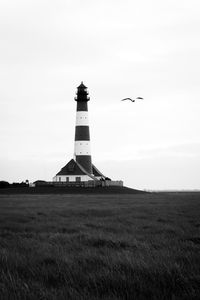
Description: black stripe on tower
xmin=75 ymin=126 xmax=90 ymax=141
xmin=76 ymin=155 xmax=92 ymax=174
xmin=77 ymin=101 xmax=88 ymax=111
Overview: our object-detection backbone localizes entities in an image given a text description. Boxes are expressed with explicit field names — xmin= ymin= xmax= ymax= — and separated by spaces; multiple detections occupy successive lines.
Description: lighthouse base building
xmin=53 ymin=159 xmax=107 ymax=184
xmin=52 ymin=83 xmax=123 ymax=188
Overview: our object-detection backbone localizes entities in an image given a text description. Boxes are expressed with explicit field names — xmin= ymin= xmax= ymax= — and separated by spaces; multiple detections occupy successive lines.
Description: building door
xmin=76 ymin=177 xmax=81 ymax=182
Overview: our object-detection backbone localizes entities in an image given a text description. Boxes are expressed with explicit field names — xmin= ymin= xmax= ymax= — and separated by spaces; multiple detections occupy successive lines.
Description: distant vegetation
xmin=0 ymin=181 xmax=10 ymax=188
xmin=0 ymin=181 xmax=29 ymax=188
xmin=0 ymin=192 xmax=200 ymax=299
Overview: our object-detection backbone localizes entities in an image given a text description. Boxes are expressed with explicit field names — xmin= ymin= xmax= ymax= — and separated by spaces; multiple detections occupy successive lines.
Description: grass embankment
xmin=0 ymin=186 xmax=144 ymax=194
xmin=0 ymin=193 xmax=200 ymax=299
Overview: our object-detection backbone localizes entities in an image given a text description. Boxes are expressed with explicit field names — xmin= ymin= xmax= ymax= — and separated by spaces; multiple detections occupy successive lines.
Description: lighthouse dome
xmin=77 ymin=81 xmax=87 ymax=89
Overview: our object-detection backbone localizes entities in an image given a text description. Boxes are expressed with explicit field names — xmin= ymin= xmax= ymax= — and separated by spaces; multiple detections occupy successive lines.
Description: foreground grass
xmin=0 ymin=192 xmax=200 ymax=299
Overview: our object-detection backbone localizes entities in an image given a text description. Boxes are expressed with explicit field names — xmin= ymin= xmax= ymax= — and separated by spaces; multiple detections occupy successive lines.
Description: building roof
xmin=56 ymin=159 xmax=106 ymax=179
xmin=56 ymin=159 xmax=86 ymax=176
xmin=92 ymin=165 xmax=105 ymax=177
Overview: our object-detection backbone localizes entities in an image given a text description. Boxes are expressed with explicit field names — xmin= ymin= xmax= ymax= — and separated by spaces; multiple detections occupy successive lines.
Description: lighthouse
xmin=53 ymin=82 xmax=123 ymax=187
xmin=74 ymin=82 xmax=92 ymax=174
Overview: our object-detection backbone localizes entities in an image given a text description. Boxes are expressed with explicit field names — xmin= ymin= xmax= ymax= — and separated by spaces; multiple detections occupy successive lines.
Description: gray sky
xmin=1 ymin=0 xmax=200 ymax=190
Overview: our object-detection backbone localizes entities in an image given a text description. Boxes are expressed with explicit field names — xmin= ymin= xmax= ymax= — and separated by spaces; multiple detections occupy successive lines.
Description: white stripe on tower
xmin=76 ymin=111 xmax=89 ymax=126
xmin=74 ymin=141 xmax=91 ymax=155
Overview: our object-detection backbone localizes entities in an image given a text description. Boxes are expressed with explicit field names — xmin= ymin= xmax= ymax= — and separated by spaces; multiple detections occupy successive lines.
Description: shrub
xmin=0 ymin=181 xmax=10 ymax=188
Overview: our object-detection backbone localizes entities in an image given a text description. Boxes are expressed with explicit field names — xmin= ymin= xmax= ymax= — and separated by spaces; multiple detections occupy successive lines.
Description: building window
xmin=66 ymin=177 xmax=69 ymax=182
xmin=76 ymin=177 xmax=81 ymax=182
xmin=59 ymin=177 xmax=61 ymax=182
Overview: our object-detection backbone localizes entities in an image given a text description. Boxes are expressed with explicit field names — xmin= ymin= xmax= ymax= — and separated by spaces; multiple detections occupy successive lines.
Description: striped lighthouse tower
xmin=53 ymin=82 xmax=123 ymax=186
xmin=74 ymin=82 xmax=92 ymax=174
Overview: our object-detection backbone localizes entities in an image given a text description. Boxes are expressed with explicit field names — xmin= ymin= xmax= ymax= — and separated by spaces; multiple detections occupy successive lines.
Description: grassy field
xmin=0 ymin=192 xmax=200 ymax=299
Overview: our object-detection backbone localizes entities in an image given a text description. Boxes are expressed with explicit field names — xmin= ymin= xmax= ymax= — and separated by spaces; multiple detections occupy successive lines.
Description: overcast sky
xmin=1 ymin=0 xmax=200 ymax=190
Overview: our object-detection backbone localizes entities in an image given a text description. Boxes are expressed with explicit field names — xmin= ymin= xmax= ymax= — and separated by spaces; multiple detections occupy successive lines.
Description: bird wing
xmin=121 ymin=98 xmax=133 ymax=101
xmin=136 ymin=97 xmax=144 ymax=99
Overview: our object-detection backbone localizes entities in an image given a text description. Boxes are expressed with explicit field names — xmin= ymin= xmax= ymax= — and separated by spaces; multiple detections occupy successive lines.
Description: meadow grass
xmin=0 ymin=192 xmax=200 ymax=299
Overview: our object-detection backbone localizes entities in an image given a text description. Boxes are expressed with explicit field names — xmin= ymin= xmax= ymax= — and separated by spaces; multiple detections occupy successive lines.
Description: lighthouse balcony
xmin=74 ymin=96 xmax=90 ymax=101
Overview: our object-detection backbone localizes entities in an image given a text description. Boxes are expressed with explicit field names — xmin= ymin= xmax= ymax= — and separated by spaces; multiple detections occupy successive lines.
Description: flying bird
xmin=121 ymin=98 xmax=135 ymax=102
